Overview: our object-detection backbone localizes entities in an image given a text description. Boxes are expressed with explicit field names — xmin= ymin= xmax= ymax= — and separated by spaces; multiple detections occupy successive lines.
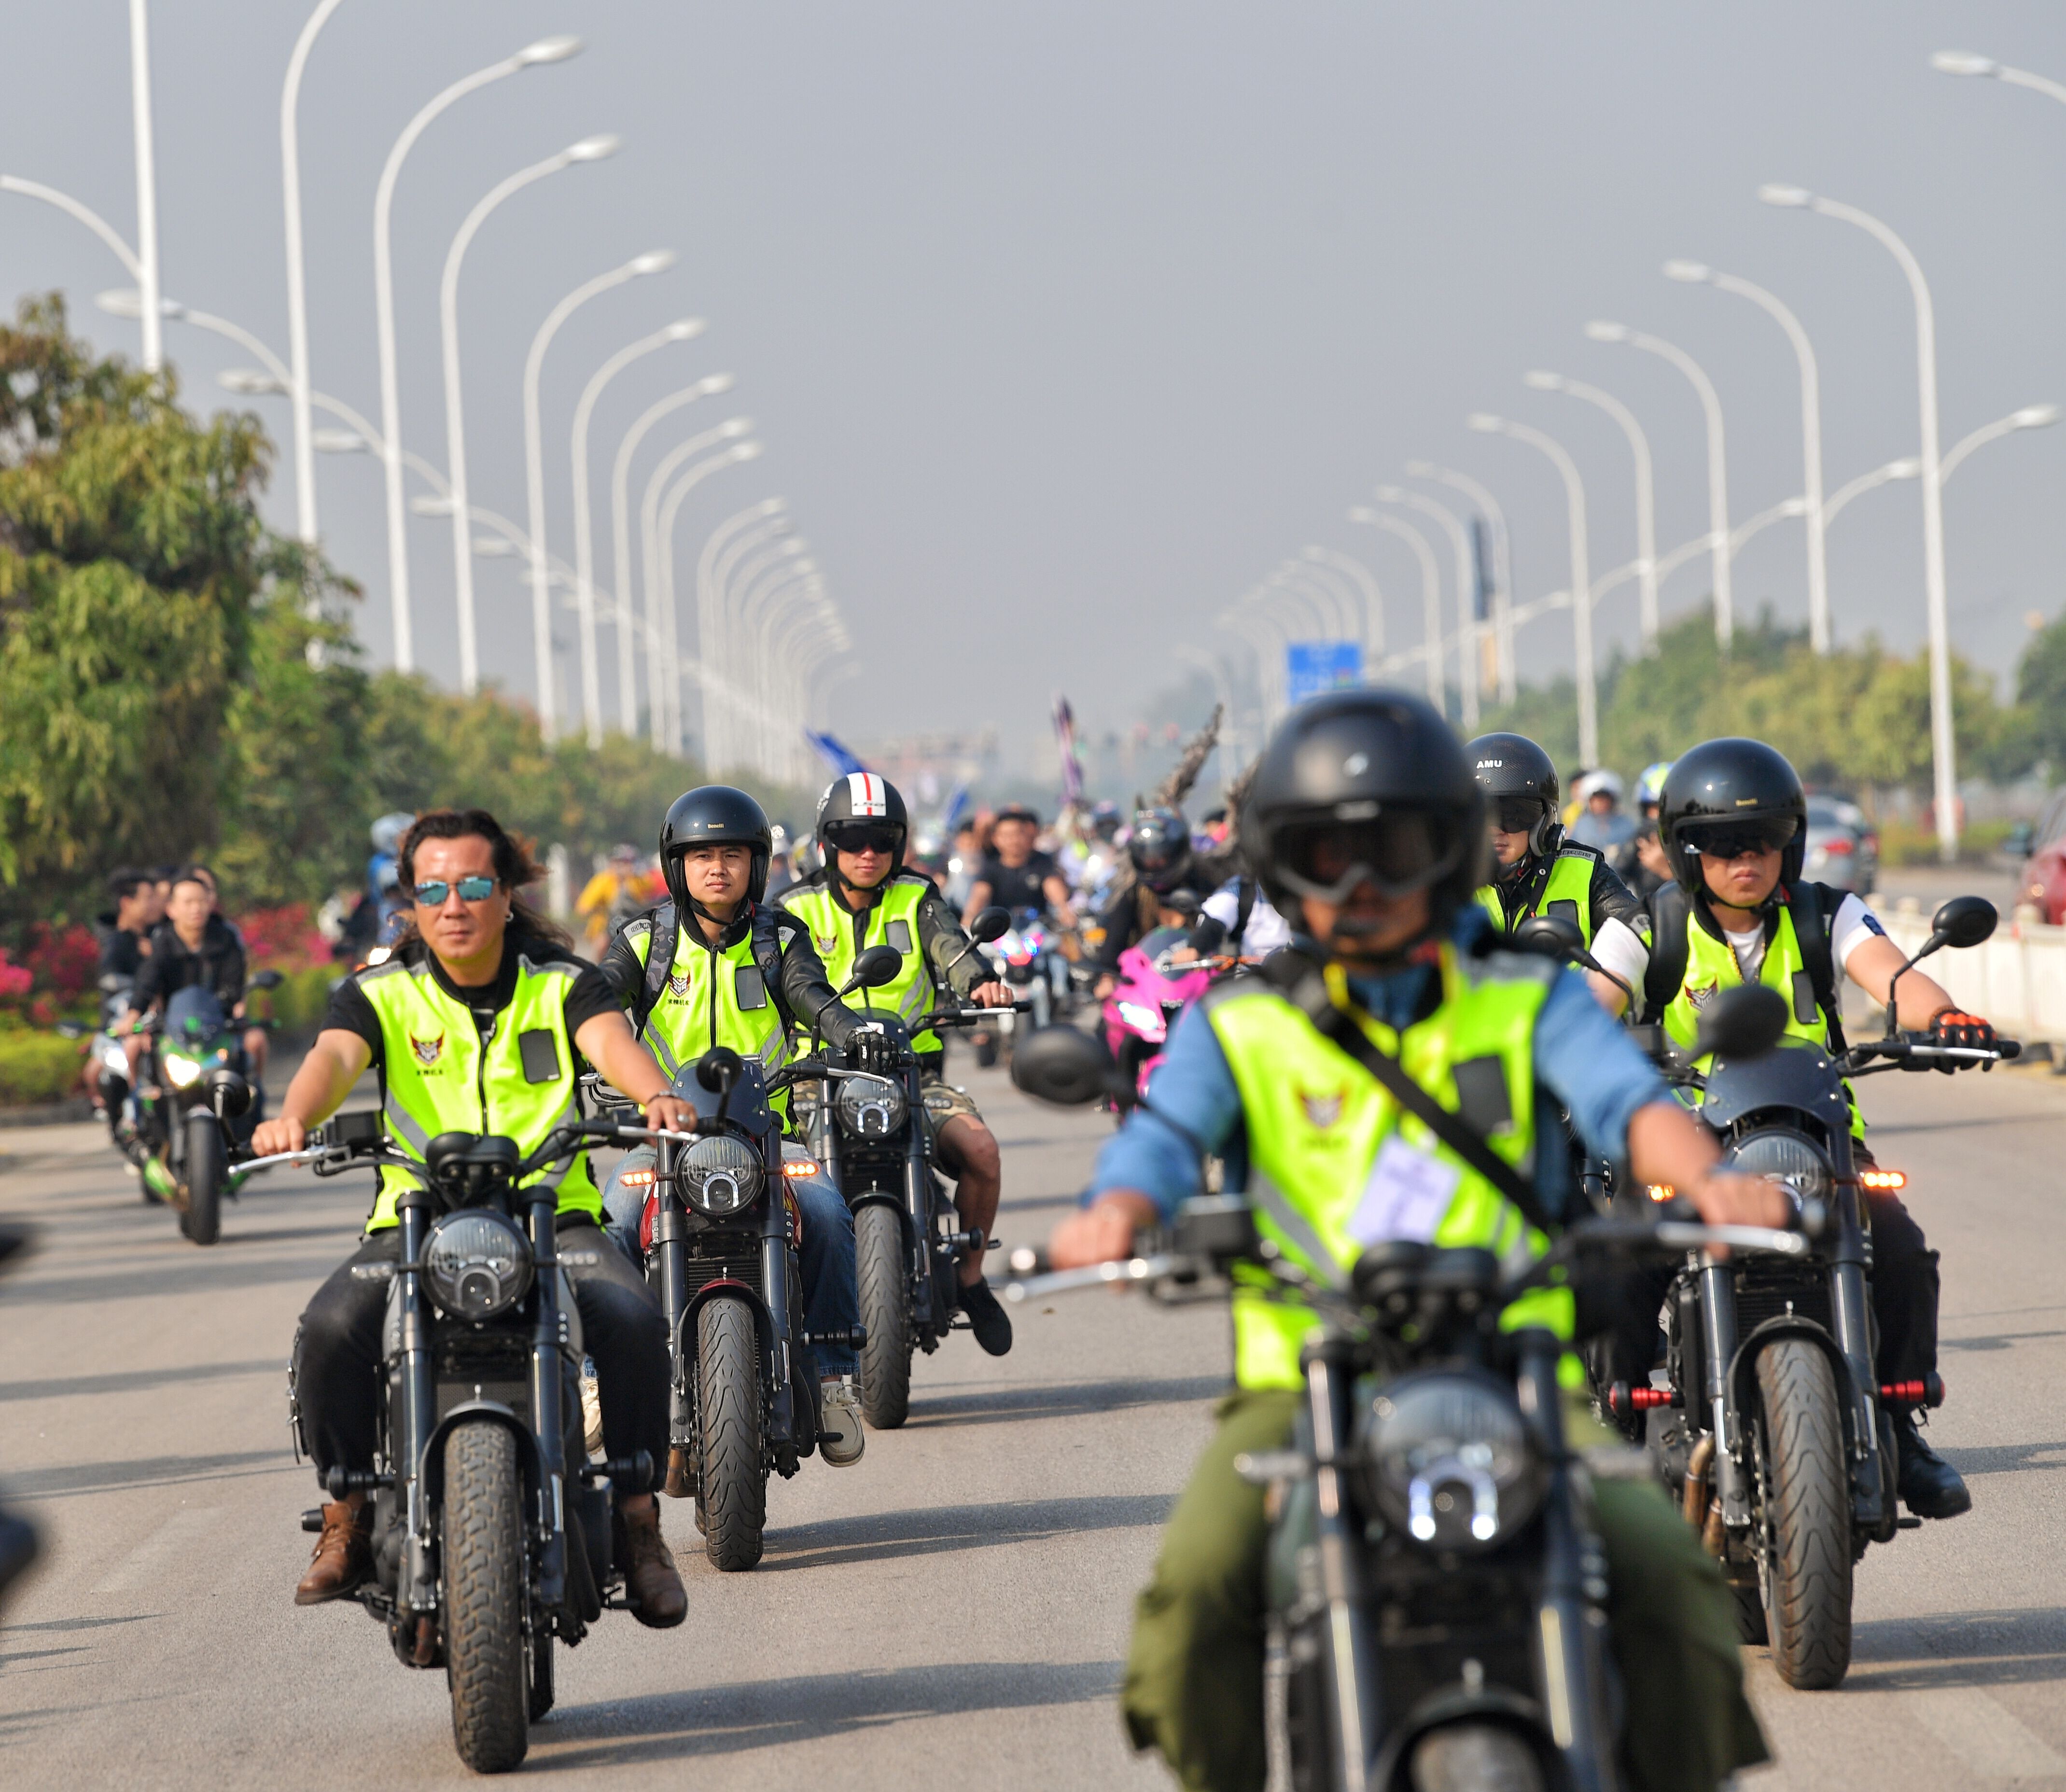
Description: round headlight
xmin=1727 ymin=1128 xmax=1829 ymax=1207
xmin=1354 ymin=1368 xmax=1546 ymax=1553
xmin=836 ymin=1074 xmax=908 ymax=1140
xmin=424 ymin=1210 xmax=534 ymax=1322
xmin=161 ymin=1051 xmax=202 ymax=1089
xmin=680 ymin=1133 xmax=766 ymax=1217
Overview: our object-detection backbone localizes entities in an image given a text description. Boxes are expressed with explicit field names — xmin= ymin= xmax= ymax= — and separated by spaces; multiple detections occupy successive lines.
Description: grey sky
xmin=4 ymin=2 xmax=2064 ymax=770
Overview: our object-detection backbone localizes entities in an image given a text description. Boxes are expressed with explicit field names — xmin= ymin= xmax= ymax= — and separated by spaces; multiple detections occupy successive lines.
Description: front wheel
xmin=1754 ymin=1338 xmax=1853 ymax=1689
xmin=442 ymin=1418 xmax=530 ymax=1772
xmin=181 ymin=1111 xmax=224 ymax=1246
xmin=855 ymin=1203 xmax=913 ymax=1429
xmin=528 ymin=1630 xmax=555 ymax=1723
xmin=697 ymin=1297 xmax=767 ymax=1571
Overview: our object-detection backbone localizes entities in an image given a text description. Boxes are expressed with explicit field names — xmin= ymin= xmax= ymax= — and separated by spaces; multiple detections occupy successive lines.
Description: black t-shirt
xmin=323 ymin=934 xmax=620 ymax=1068
xmin=976 ymin=851 xmax=1060 ymax=917
xmin=131 ymin=915 xmax=244 ymax=1013
xmin=96 ymin=916 xmax=145 ymax=981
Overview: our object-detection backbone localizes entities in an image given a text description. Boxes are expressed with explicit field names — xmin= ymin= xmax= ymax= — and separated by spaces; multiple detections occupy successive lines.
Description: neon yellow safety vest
xmin=618 ymin=914 xmax=793 ymax=1119
xmin=1204 ymin=946 xmax=1574 ymax=1392
xmin=778 ymin=872 xmax=942 ymax=1054
xmin=1476 ymin=845 xmax=1599 ymax=944
xmin=1661 ymin=906 xmax=1865 ymax=1140
xmin=355 ymin=950 xmax=599 ymax=1231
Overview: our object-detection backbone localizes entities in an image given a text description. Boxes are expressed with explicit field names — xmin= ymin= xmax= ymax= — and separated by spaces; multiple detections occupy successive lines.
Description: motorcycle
xmin=130 ymin=974 xmax=279 ymax=1245
xmin=65 ymin=973 xmax=136 ymax=1144
xmin=1006 ymin=1006 xmax=1805 ymax=1792
xmin=240 ymin=1107 xmax=674 ymax=1773
xmin=1523 ymin=900 xmax=2019 ymax=1691
xmin=1100 ymin=922 xmax=1224 ymax=1112
xmin=795 ymin=924 xmax=1030 ymax=1430
xmin=971 ymin=907 xmax=1065 ymax=1065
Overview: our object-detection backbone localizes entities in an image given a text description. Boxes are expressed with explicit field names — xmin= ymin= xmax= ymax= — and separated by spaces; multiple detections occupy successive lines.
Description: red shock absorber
xmin=1606 ymin=1382 xmax=1683 ymax=1421
xmin=1877 ymin=1374 xmax=1946 ymax=1409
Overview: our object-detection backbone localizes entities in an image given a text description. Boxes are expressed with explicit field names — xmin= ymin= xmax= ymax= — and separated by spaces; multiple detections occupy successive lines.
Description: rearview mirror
xmin=1693 ymin=984 xmax=1788 ymax=1062
xmin=1929 ymin=895 xmax=1997 ymax=952
xmin=1513 ymin=914 xmax=1584 ymax=961
xmin=1188 ymin=914 xmax=1228 ymax=957
xmin=844 ymin=944 xmax=904 ymax=993
xmin=1010 ymin=1025 xmax=1117 ymax=1107
xmin=695 ymin=1046 xmax=744 ymax=1095
xmin=249 ymin=969 xmax=284 ymax=991
xmin=968 ymin=906 xmax=1012 ymax=946
xmin=206 ymin=1066 xmax=253 ymax=1119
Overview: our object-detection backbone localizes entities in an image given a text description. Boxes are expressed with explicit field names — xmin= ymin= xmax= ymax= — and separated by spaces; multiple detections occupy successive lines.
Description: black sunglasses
xmin=1491 ymin=796 xmax=1546 ymax=834
xmin=1682 ymin=820 xmax=1797 ymax=860
xmin=413 ymin=875 xmax=498 ymax=906
xmin=827 ymin=824 xmax=903 ymax=854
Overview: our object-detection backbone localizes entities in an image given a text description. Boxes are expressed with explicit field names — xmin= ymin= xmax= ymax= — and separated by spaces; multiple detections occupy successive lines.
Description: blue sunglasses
xmin=413 ymin=875 xmax=498 ymax=906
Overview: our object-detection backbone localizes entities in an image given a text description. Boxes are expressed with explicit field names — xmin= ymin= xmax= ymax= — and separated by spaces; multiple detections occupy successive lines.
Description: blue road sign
xmin=1285 ymin=640 xmax=1364 ymax=705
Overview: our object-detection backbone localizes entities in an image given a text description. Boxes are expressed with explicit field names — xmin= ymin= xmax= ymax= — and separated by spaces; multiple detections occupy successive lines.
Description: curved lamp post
xmin=636 ymin=419 xmax=754 ymax=746
xmin=1347 ymin=511 xmax=1444 ymax=707
xmin=1520 ymin=373 xmax=1658 ymax=652
xmin=656 ymin=441 xmax=763 ymax=755
xmin=1368 ymin=491 xmax=1480 ymax=718
xmin=1407 ymin=462 xmax=1514 ymax=701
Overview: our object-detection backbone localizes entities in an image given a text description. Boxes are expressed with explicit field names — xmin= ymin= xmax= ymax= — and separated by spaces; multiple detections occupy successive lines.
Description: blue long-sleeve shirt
xmin=1088 ymin=910 xmax=1668 ymax=1222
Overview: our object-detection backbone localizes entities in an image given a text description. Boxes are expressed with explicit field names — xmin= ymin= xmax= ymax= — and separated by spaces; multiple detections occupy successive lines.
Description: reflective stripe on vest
xmin=357 ymin=952 xmax=599 ymax=1231
xmin=625 ymin=920 xmax=793 ymax=1111
xmin=1475 ymin=848 xmax=1598 ymax=944
xmin=1205 ymin=947 xmax=1572 ymax=1392
xmin=1662 ymin=907 xmax=1865 ymax=1140
xmin=780 ymin=876 xmax=940 ymax=1052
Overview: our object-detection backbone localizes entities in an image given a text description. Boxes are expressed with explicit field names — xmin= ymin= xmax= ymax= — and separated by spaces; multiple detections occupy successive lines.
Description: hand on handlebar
xmin=251 ymin=1114 xmax=307 ymax=1158
xmin=969 ymin=980 xmax=1016 ymax=1010
xmin=1685 ymin=1169 xmax=1791 ymax=1232
xmin=1049 ymin=1191 xmax=1160 ymax=1268
xmin=1928 ymin=1008 xmax=1996 ymax=1068
xmin=852 ymin=1027 xmax=898 ymax=1073
xmin=641 ymin=1092 xmax=696 ymax=1135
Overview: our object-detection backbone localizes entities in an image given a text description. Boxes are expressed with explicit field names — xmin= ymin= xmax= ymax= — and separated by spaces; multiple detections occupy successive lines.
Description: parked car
xmin=2011 ymin=792 xmax=2066 ymax=925
xmin=1802 ymin=794 xmax=1879 ymax=894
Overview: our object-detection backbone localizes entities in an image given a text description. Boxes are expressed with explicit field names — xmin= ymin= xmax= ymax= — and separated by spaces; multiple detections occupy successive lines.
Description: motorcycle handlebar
xmin=1845 ymin=1036 xmax=2021 ymax=1069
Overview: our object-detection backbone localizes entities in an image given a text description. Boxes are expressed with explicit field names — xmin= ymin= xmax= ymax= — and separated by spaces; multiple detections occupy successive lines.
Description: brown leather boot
xmin=294 ymin=1498 xmax=372 ymax=1606
xmin=619 ymin=1499 xmax=686 ymax=1629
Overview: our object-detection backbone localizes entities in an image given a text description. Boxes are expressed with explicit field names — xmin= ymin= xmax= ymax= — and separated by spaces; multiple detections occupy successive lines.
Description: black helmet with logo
xmin=1243 ymin=688 xmax=1485 ymax=944
xmin=1127 ymin=805 xmax=1194 ymax=894
xmin=1658 ymin=738 xmax=1808 ymax=895
xmin=659 ymin=785 xmax=773 ymax=913
xmin=814 ymin=772 xmax=910 ymax=880
xmin=1466 ymin=732 xmax=1562 ymax=869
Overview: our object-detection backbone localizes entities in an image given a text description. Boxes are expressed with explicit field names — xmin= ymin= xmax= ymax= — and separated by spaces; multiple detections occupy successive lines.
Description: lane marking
xmin=92 ymin=1507 xmax=224 ymax=1596
xmin=1910 ymin=1688 xmax=2066 ymax=1778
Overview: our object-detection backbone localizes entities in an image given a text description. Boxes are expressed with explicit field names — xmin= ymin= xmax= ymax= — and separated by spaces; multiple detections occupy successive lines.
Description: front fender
xmin=416 ymin=1399 xmax=549 ymax=1517
xmin=1725 ymin=1313 xmax=1891 ymax=1535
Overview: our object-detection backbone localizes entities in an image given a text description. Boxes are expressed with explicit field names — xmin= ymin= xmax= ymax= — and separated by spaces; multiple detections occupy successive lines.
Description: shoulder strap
xmin=1231 ymin=876 xmax=1257 ymax=952
xmin=752 ymin=905 xmax=787 ymax=988
xmin=630 ymin=904 xmax=677 ymax=1037
xmin=1643 ymin=884 xmax=1691 ymax=1021
xmin=1264 ymin=960 xmax=1559 ymax=1239
xmin=1786 ymin=882 xmax=1846 ymax=1053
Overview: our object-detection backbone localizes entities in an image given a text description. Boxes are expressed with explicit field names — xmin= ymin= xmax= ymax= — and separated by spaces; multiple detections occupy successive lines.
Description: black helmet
xmin=1466 ymin=732 xmax=1561 ymax=867
xmin=1127 ymin=806 xmax=1194 ymax=894
xmin=1243 ymin=688 xmax=1485 ymax=941
xmin=1658 ymin=738 xmax=1808 ymax=896
xmin=659 ymin=785 xmax=773 ymax=912
xmin=814 ymin=772 xmax=909 ymax=878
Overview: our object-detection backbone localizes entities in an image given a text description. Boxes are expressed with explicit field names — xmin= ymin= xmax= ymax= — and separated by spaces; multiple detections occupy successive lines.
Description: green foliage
xmin=2015 ymin=611 xmax=2066 ymax=773
xmin=0 ymin=1025 xmax=85 ymax=1106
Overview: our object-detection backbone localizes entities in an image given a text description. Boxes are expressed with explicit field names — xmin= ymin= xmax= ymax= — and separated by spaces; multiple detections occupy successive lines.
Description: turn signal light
xmin=782 ymin=1158 xmax=820 ymax=1178
xmin=1859 ymin=1169 xmax=1906 ymax=1191
xmin=619 ymin=1168 xmax=656 ymax=1188
xmin=1647 ymin=1183 xmax=1675 ymax=1203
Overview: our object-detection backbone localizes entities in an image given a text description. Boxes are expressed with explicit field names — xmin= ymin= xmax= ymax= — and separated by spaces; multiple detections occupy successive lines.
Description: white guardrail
xmin=1869 ymin=904 xmax=2066 ymax=1050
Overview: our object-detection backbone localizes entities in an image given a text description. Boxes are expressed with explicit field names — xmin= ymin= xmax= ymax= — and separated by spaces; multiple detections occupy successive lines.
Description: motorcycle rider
xmin=777 ymin=772 xmax=1020 ymax=1355
xmin=119 ymin=868 xmax=248 ymax=1081
xmin=1092 ymin=806 xmax=1216 ymax=996
xmin=96 ymin=868 xmax=162 ymax=980
xmin=1626 ymin=761 xmax=1676 ymax=899
xmin=252 ymin=808 xmax=691 ymax=1625
xmin=1050 ymin=688 xmax=1779 ymax=1792
xmin=961 ymin=803 xmax=1077 ymax=931
xmin=1468 ymin=732 xmax=1651 ymax=1014
xmin=1637 ymin=737 xmax=1982 ymax=1520
xmin=1567 ymin=767 xmax=1639 ymax=867
xmin=596 ymin=785 xmax=879 ymax=1467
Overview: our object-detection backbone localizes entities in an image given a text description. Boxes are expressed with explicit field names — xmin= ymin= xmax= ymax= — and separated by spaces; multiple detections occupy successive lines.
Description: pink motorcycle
xmin=1100 ymin=924 xmax=1216 ymax=1111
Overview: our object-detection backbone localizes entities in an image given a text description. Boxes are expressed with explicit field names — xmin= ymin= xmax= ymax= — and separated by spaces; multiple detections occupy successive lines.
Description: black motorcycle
xmin=241 ymin=1110 xmax=671 ymax=1773
xmin=1008 ymin=1011 xmax=1804 ymax=1792
xmin=795 ymin=923 xmax=1027 ymax=1430
xmin=1586 ymin=895 xmax=2017 ymax=1689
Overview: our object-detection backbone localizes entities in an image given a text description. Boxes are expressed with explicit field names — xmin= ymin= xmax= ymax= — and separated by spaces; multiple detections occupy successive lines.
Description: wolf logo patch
xmin=1685 ymin=981 xmax=1718 ymax=1011
xmin=667 ymin=971 xmax=690 ymax=1000
xmin=1299 ymin=1087 xmax=1345 ymax=1130
xmin=410 ymin=1032 xmax=444 ymax=1067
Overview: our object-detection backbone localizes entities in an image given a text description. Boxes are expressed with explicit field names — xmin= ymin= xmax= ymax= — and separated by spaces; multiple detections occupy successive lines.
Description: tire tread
xmin=1755 ymin=1338 xmax=1853 ymax=1689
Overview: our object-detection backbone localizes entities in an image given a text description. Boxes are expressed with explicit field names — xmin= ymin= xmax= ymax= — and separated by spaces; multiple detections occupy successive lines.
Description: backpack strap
xmin=1230 ymin=877 xmax=1257 ymax=953
xmin=1786 ymin=882 xmax=1846 ymax=1054
xmin=752 ymin=905 xmax=792 ymax=1022
xmin=1643 ymin=884 xmax=1691 ymax=1022
xmin=630 ymin=903 xmax=678 ymax=1038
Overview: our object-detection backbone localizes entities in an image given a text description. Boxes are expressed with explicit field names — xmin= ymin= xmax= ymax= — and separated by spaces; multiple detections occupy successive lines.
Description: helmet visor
xmin=1271 ymin=810 xmax=1465 ymax=903
xmin=824 ymin=821 xmax=904 ymax=856
xmin=1491 ymin=796 xmax=1547 ymax=835
xmin=1679 ymin=817 xmax=1799 ymax=860
xmin=1130 ymin=831 xmax=1185 ymax=872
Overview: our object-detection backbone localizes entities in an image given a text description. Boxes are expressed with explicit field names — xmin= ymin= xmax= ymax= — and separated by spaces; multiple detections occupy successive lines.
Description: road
xmin=0 ymin=1050 xmax=2062 ymax=1788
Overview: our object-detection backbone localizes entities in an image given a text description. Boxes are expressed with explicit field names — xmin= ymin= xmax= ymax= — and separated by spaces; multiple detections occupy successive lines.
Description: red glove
xmin=1928 ymin=1008 xmax=1995 ymax=1069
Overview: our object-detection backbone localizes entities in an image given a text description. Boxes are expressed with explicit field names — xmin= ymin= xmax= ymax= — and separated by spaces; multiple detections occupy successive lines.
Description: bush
xmin=247 ymin=963 xmax=335 ymax=1033
xmin=0 ymin=1027 xmax=86 ymax=1107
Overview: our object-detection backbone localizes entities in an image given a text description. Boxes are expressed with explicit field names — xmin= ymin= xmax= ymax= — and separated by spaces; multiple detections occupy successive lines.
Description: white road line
xmin=1909 ymin=1688 xmax=2066 ymax=1778
xmin=92 ymin=1506 xmax=223 ymax=1596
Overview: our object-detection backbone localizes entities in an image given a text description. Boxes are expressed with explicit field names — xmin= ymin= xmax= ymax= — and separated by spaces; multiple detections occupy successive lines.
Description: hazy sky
xmin=5 ymin=2 xmax=2065 ymax=770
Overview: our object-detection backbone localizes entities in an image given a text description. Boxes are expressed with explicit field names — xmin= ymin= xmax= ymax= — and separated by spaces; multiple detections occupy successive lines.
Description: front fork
xmin=1301 ymin=1336 xmax=1376 ymax=1792
xmin=1828 ymin=1188 xmax=1890 ymax=1528
xmin=394 ymin=1192 xmax=439 ymax=1615
xmin=526 ymin=1190 xmax=570 ymax=1614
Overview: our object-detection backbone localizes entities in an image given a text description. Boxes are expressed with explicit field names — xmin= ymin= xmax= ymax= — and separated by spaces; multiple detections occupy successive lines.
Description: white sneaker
xmin=819 ymin=1377 xmax=865 ymax=1467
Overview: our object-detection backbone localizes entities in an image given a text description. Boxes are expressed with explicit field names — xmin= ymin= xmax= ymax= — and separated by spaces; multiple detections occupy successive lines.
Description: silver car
xmin=1803 ymin=794 xmax=1877 ymax=893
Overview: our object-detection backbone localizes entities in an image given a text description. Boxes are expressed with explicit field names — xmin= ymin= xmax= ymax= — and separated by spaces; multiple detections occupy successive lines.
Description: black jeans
xmin=293 ymin=1213 xmax=669 ymax=1495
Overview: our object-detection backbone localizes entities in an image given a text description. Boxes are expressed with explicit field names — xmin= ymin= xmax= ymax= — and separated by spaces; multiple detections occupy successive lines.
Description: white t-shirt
xmin=1717 ymin=893 xmax=1884 ymax=986
xmin=1202 ymin=880 xmax=1294 ymax=955
xmin=1590 ymin=915 xmax=1651 ymax=995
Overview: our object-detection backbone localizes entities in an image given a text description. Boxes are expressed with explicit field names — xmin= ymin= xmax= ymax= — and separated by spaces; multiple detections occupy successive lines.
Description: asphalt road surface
xmin=0 ymin=1049 xmax=2063 ymax=1789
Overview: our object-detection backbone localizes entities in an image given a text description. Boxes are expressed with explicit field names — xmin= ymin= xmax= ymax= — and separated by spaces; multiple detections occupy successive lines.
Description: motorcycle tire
xmin=441 ymin=1418 xmax=531 ymax=1772
xmin=528 ymin=1630 xmax=555 ymax=1723
xmin=1409 ymin=1724 xmax=1545 ymax=1792
xmin=697 ymin=1296 xmax=767 ymax=1571
xmin=181 ymin=1113 xmax=225 ymax=1247
xmin=1754 ymin=1338 xmax=1853 ymax=1689
xmin=972 ymin=1032 xmax=998 ymax=1070
xmin=855 ymin=1203 xmax=913 ymax=1430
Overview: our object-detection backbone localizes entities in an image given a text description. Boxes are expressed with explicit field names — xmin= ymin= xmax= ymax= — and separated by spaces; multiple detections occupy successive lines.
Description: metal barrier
xmin=1871 ymin=903 xmax=2066 ymax=1049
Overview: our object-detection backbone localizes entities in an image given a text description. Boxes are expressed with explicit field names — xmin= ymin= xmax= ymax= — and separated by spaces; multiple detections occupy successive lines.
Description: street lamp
xmin=1520 ymin=373 xmax=1658 ymax=651
xmin=1347 ymin=512 xmax=1444 ymax=707
xmin=1940 ymin=402 xmax=2060 ymax=481
xmin=657 ymin=441 xmax=763 ymax=754
xmin=1219 ymin=602 xmax=1292 ymax=730
xmin=441 ymin=133 xmax=621 ymax=695
xmin=1366 ymin=493 xmax=1476 ymax=718
xmin=373 ymin=33 xmax=582 ymax=674
xmin=1469 ymin=413 xmax=1598 ymax=766
xmin=1586 ymin=320 xmax=1732 ymax=646
xmin=521 ymin=248 xmax=675 ymax=740
xmin=1933 ymin=49 xmax=2066 ymax=104
xmin=694 ymin=501 xmax=789 ymax=761
xmin=1663 ymin=259 xmax=1829 ymax=651
xmin=1760 ymin=182 xmax=1955 ymax=859
xmin=702 ymin=507 xmax=802 ymax=768
xmin=1406 ymin=462 xmax=1514 ymax=702
xmin=127 ymin=0 xmax=162 ymax=373
xmin=637 ymin=419 xmax=755 ymax=748
xmin=570 ymin=319 xmax=706 ymax=743
xmin=1822 ymin=458 xmax=1920 ymax=529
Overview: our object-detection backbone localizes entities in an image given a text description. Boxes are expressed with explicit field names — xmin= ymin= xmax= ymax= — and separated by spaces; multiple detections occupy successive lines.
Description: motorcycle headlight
xmin=1117 ymin=1000 xmax=1166 ymax=1042
xmin=1354 ymin=1368 xmax=1546 ymax=1553
xmin=424 ymin=1210 xmax=534 ymax=1322
xmin=836 ymin=1073 xmax=908 ymax=1140
xmin=1727 ymin=1129 xmax=1829 ymax=1208
xmin=680 ymin=1133 xmax=765 ymax=1217
xmin=162 ymin=1051 xmax=203 ymax=1090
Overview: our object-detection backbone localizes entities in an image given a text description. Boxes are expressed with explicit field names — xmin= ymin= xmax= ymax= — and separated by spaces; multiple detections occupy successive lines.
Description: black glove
xmin=1927 ymin=1008 xmax=1995 ymax=1071
xmin=852 ymin=1027 xmax=895 ymax=1074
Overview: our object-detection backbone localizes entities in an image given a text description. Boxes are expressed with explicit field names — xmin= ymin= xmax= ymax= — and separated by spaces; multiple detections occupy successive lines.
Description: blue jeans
xmin=601 ymin=1146 xmax=860 ymax=1380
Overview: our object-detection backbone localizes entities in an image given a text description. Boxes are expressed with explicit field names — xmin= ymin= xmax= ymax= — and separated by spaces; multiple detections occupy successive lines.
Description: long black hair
xmin=394 ymin=809 xmax=572 ymax=950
